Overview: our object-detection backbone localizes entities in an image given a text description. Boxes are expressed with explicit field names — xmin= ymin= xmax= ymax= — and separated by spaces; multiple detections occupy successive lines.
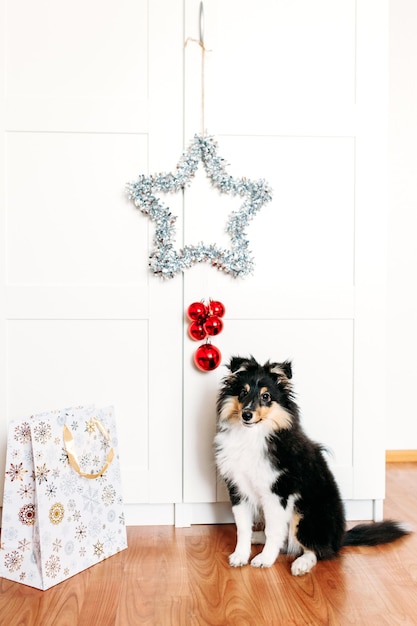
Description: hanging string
xmin=185 ymin=2 xmax=208 ymax=137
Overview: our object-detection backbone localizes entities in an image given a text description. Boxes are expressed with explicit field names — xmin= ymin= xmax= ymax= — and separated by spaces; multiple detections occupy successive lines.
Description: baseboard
xmin=174 ymin=499 xmax=383 ymax=526
xmin=386 ymin=450 xmax=417 ymax=463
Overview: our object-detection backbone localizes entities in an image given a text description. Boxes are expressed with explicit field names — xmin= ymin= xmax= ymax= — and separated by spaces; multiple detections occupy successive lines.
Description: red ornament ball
xmin=204 ymin=315 xmax=224 ymax=336
xmin=188 ymin=322 xmax=207 ymax=341
xmin=194 ymin=343 xmax=222 ymax=371
xmin=187 ymin=301 xmax=208 ymax=322
xmin=209 ymin=300 xmax=226 ymax=318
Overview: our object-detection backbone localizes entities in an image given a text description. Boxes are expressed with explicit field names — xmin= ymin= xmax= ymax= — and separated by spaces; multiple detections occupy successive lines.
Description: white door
xmin=0 ymin=0 xmax=184 ymax=523
xmin=180 ymin=0 xmax=388 ymax=524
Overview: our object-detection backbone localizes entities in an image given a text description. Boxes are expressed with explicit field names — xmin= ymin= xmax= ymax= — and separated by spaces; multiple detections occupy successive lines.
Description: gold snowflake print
xmin=18 ymin=483 xmax=34 ymax=499
xmin=75 ymin=524 xmax=87 ymax=541
xmin=14 ymin=422 xmax=31 ymax=444
xmin=35 ymin=463 xmax=50 ymax=484
xmin=85 ymin=419 xmax=96 ymax=435
xmin=6 ymin=462 xmax=28 ymax=482
xmin=49 ymin=502 xmax=65 ymax=525
xmin=4 ymin=550 xmax=24 ymax=572
xmin=93 ymin=540 xmax=104 ymax=558
xmin=45 ymin=554 xmax=61 ymax=579
xmin=33 ymin=421 xmax=52 ymax=444
xmin=53 ymin=539 xmax=62 ymax=552
xmin=18 ymin=538 xmax=31 ymax=552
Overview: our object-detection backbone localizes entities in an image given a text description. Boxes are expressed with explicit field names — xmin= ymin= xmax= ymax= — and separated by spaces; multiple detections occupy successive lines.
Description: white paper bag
xmin=0 ymin=405 xmax=128 ymax=590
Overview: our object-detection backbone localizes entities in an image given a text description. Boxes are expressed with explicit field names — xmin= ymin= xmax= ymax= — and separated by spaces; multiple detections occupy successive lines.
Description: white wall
xmin=387 ymin=0 xmax=417 ymax=449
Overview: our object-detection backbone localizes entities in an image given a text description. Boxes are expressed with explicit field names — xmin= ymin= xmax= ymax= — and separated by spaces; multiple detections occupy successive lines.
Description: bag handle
xmin=63 ymin=417 xmax=115 ymax=479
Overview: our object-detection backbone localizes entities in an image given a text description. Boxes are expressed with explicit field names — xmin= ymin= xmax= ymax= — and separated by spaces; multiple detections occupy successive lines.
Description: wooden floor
xmin=1 ymin=463 xmax=417 ymax=626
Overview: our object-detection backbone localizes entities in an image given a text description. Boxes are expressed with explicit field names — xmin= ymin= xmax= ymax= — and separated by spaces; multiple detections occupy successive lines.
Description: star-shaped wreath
xmin=126 ymin=134 xmax=273 ymax=279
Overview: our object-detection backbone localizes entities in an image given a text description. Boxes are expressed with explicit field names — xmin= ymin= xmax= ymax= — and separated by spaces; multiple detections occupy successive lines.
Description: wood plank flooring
xmin=1 ymin=463 xmax=417 ymax=625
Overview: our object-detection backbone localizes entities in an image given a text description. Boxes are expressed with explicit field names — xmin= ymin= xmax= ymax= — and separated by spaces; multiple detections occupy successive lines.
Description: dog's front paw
xmin=229 ymin=551 xmax=250 ymax=567
xmin=291 ymin=552 xmax=317 ymax=576
xmin=250 ymin=552 xmax=275 ymax=568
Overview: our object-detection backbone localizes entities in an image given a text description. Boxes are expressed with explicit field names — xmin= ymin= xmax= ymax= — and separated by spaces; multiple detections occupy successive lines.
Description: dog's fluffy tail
xmin=343 ymin=520 xmax=411 ymax=547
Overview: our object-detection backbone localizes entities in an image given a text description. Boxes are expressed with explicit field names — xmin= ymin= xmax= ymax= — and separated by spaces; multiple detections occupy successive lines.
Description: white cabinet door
xmin=181 ymin=0 xmax=388 ymax=523
xmin=0 ymin=0 xmax=184 ymax=522
xmin=0 ymin=0 xmax=389 ymax=527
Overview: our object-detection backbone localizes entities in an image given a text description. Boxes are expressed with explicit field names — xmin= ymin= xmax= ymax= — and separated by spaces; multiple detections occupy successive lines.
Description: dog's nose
xmin=242 ymin=410 xmax=253 ymax=422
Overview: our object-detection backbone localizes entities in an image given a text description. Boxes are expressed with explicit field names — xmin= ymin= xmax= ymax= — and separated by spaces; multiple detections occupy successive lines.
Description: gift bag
xmin=0 ymin=405 xmax=128 ymax=590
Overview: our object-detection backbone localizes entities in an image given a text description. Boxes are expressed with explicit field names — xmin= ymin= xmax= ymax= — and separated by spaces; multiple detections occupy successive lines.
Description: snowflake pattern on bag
xmin=0 ymin=406 xmax=127 ymax=590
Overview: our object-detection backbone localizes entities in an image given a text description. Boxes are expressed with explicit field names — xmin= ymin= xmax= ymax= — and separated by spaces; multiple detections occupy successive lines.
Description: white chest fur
xmin=215 ymin=423 xmax=280 ymax=507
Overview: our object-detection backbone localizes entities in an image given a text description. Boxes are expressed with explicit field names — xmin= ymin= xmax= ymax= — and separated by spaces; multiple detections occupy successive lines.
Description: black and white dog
xmin=215 ymin=356 xmax=410 ymax=576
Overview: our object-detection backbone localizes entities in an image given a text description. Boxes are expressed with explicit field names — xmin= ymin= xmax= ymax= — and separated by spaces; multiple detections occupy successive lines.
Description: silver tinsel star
xmin=126 ymin=134 xmax=273 ymax=279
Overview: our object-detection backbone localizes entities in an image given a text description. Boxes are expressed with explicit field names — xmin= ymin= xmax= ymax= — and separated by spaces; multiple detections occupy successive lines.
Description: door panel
xmin=0 ymin=0 xmax=184 ymax=514
xmin=182 ymin=0 xmax=387 ymax=520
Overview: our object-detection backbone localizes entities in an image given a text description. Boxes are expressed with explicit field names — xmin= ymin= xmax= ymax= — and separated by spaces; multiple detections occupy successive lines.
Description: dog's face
xmin=217 ymin=356 xmax=295 ymax=431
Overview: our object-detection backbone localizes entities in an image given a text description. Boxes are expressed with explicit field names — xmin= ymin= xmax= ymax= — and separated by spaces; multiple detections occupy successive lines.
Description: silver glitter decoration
xmin=126 ymin=134 xmax=273 ymax=279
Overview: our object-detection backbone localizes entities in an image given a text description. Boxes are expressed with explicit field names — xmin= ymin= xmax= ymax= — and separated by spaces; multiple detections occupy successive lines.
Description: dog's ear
xmin=266 ymin=360 xmax=293 ymax=381
xmin=280 ymin=360 xmax=293 ymax=380
xmin=228 ymin=356 xmax=257 ymax=373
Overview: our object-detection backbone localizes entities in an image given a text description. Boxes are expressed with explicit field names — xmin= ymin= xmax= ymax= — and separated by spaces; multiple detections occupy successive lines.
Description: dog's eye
xmin=239 ymin=388 xmax=248 ymax=399
xmin=261 ymin=392 xmax=271 ymax=402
